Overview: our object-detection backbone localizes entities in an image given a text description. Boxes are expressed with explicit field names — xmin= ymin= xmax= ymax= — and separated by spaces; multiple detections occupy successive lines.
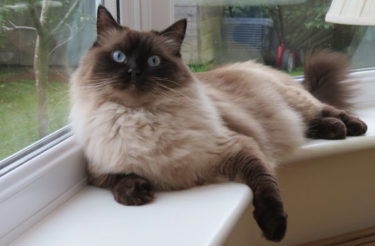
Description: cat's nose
xmin=127 ymin=67 xmax=140 ymax=75
xmin=127 ymin=59 xmax=141 ymax=76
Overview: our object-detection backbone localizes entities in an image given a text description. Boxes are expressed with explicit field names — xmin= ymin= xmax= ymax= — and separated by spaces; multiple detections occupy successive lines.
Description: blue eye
xmin=148 ymin=55 xmax=161 ymax=67
xmin=112 ymin=50 xmax=126 ymax=63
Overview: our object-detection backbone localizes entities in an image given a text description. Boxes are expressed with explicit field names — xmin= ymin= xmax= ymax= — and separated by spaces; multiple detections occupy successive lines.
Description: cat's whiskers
xmin=151 ymin=78 xmax=200 ymax=108
xmin=152 ymin=77 xmax=191 ymax=97
xmin=81 ymin=78 xmax=120 ymax=89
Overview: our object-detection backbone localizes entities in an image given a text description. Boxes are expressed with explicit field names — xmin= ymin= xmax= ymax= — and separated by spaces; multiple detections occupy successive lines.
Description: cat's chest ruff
xmin=105 ymin=105 xmax=198 ymax=153
xmin=113 ymin=107 xmax=162 ymax=142
xmin=83 ymin=99 xmax=222 ymax=176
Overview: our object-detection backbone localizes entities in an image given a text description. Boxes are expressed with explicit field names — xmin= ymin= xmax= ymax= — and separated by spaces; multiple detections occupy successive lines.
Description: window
xmin=0 ymin=1 xmax=97 ymax=165
xmin=1 ymin=0 xmax=374 ymax=172
xmin=0 ymin=1 xmax=374 ymax=245
xmin=174 ymin=0 xmax=375 ymax=74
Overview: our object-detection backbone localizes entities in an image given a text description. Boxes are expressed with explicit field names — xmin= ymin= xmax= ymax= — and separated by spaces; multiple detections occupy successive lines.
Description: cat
xmin=69 ymin=6 xmax=367 ymax=242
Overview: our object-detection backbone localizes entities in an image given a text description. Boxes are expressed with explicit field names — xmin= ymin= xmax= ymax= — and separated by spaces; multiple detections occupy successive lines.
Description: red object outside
xmin=276 ymin=44 xmax=284 ymax=68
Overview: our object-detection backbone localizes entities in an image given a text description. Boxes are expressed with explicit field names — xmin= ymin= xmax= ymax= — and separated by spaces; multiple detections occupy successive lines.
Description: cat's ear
xmin=159 ymin=19 xmax=187 ymax=55
xmin=96 ymin=5 xmax=120 ymax=35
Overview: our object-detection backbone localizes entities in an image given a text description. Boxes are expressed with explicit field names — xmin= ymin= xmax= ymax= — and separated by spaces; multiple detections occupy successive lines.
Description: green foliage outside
xmin=224 ymin=0 xmax=360 ymax=53
xmin=0 ymin=0 xmax=93 ymax=140
xmin=222 ymin=0 xmax=371 ymax=72
xmin=0 ymin=67 xmax=69 ymax=160
xmin=287 ymin=67 xmax=303 ymax=76
xmin=0 ymin=0 xmax=95 ymax=160
xmin=189 ymin=63 xmax=215 ymax=72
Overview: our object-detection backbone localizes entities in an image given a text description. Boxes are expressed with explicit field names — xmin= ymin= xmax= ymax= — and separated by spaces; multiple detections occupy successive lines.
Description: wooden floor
xmin=299 ymin=226 xmax=375 ymax=246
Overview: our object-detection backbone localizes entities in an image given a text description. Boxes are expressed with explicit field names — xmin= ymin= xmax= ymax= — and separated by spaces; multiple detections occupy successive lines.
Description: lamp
xmin=194 ymin=0 xmax=306 ymax=6
xmin=325 ymin=0 xmax=375 ymax=25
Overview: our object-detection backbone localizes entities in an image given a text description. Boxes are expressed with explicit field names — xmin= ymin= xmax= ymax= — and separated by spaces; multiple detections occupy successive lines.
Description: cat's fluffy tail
xmin=302 ymin=51 xmax=355 ymax=110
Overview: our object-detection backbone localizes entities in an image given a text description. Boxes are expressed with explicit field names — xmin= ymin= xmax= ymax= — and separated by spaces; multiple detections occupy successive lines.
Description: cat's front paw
xmin=112 ymin=174 xmax=154 ymax=206
xmin=306 ymin=117 xmax=347 ymax=139
xmin=345 ymin=117 xmax=367 ymax=136
xmin=253 ymin=197 xmax=287 ymax=242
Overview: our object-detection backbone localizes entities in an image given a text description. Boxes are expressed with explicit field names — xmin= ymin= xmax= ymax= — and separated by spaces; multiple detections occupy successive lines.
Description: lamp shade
xmin=179 ymin=0 xmax=307 ymax=6
xmin=325 ymin=0 xmax=375 ymax=25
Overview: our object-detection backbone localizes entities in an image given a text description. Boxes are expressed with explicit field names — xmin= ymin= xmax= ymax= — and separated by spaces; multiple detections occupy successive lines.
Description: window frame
xmin=0 ymin=126 xmax=72 ymax=177
xmin=118 ymin=0 xmax=174 ymax=30
xmin=0 ymin=136 xmax=86 ymax=245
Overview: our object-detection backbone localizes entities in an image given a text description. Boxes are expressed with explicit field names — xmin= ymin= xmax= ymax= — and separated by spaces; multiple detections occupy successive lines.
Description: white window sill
xmin=5 ymin=106 xmax=375 ymax=246
xmin=9 ymin=184 xmax=252 ymax=246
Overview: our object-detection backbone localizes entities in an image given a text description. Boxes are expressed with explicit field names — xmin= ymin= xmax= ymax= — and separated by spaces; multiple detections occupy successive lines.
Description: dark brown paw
xmin=112 ymin=174 xmax=154 ymax=206
xmin=253 ymin=196 xmax=287 ymax=242
xmin=321 ymin=107 xmax=367 ymax=137
xmin=345 ymin=117 xmax=367 ymax=136
xmin=306 ymin=117 xmax=346 ymax=139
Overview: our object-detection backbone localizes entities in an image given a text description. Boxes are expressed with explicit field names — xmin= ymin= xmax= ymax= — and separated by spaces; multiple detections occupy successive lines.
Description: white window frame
xmin=119 ymin=0 xmax=174 ymax=30
xmin=1 ymin=1 xmax=375 ymax=245
xmin=0 ymin=137 xmax=86 ymax=245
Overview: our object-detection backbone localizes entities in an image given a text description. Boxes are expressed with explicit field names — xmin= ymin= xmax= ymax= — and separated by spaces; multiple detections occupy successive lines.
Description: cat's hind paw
xmin=321 ymin=107 xmax=368 ymax=137
xmin=306 ymin=117 xmax=347 ymax=139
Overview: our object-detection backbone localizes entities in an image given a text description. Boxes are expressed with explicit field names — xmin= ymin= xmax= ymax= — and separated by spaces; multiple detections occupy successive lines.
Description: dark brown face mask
xmin=89 ymin=5 xmax=191 ymax=96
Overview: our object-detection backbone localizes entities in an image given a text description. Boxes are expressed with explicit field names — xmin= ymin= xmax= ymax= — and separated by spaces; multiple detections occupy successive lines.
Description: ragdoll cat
xmin=70 ymin=6 xmax=367 ymax=242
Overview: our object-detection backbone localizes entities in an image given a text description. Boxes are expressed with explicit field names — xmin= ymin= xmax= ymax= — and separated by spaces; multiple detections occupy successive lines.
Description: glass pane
xmin=0 ymin=0 xmax=97 ymax=160
xmin=175 ymin=0 xmax=375 ymax=74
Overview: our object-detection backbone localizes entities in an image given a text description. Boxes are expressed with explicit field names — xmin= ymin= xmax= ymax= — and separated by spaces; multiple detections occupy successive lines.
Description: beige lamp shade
xmin=325 ymin=0 xmax=375 ymax=25
xmin=177 ymin=0 xmax=307 ymax=6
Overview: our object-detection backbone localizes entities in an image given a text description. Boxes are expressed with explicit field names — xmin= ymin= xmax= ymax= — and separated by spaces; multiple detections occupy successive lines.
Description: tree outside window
xmin=0 ymin=0 xmax=96 ymax=160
